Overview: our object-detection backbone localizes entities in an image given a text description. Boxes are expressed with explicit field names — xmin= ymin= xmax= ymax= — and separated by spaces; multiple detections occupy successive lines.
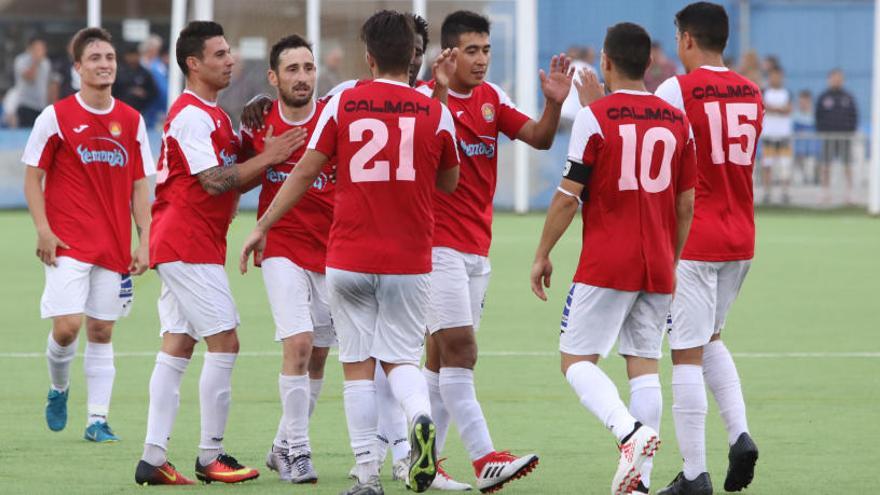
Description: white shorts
xmin=40 ymin=256 xmax=133 ymax=321
xmin=559 ymin=283 xmax=671 ymax=359
xmin=156 ymin=262 xmax=240 ymax=341
xmin=668 ymin=260 xmax=751 ymax=350
xmin=261 ymin=257 xmax=336 ymax=348
xmin=326 ymin=267 xmax=429 ymax=365
xmin=427 ymin=247 xmax=491 ymax=333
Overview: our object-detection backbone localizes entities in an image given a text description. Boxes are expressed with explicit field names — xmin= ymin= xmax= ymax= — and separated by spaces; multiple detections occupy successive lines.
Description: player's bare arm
xmin=674 ymin=188 xmax=695 ymax=265
xmin=516 ymin=54 xmax=573 ymax=149
xmin=530 ymin=178 xmax=583 ymax=301
xmin=197 ymin=125 xmax=307 ymax=195
xmin=574 ymin=68 xmax=605 ymax=108
xmin=130 ymin=177 xmax=151 ymax=275
xmin=436 ymin=165 xmax=460 ymax=193
xmin=239 ymin=149 xmax=328 ymax=274
xmin=23 ymin=166 xmax=69 ymax=266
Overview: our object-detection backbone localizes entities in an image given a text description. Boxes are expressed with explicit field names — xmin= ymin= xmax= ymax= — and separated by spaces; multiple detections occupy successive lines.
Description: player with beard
xmin=135 ymin=21 xmax=304 ymax=485
xmin=238 ymin=34 xmax=331 ymax=485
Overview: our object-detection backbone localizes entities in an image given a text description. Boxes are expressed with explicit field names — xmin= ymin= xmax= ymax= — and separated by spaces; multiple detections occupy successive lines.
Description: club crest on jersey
xmin=77 ymin=137 xmax=128 ymax=167
xmin=219 ymin=149 xmax=237 ymax=167
xmin=109 ymin=121 xmax=122 ymax=137
xmin=481 ymin=103 xmax=495 ymax=122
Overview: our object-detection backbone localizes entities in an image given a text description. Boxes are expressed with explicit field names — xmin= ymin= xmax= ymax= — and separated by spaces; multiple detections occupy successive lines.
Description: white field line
xmin=0 ymin=350 xmax=878 ymax=359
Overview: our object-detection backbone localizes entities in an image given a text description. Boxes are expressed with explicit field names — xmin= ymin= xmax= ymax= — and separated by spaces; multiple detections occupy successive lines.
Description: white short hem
xmin=428 ymin=319 xmax=474 ymax=334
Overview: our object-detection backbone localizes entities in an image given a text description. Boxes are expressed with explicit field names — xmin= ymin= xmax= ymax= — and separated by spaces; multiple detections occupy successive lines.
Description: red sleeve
xmin=439 ymin=131 xmax=459 ymax=170
xmin=36 ymin=138 xmax=59 ymax=171
xmin=498 ymin=103 xmax=530 ymax=140
xmin=677 ymin=133 xmax=698 ymax=193
xmin=582 ymin=134 xmax=602 ymax=167
xmin=308 ymin=93 xmax=340 ymax=158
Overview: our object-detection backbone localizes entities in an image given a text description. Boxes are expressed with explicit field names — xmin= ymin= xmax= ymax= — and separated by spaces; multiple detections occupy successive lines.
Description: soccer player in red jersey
xmin=530 ymin=23 xmax=697 ymax=495
xmin=653 ymin=3 xmax=763 ymax=494
xmin=240 ymin=11 xmax=460 ymax=495
xmin=135 ymin=21 xmax=304 ymax=486
xmin=22 ymin=27 xmax=153 ymax=444
xmin=238 ymin=34 xmax=330 ymax=484
xmin=415 ymin=10 xmax=572 ymax=492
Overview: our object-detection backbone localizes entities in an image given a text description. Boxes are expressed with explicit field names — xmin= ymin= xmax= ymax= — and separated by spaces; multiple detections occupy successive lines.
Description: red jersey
xmin=150 ymin=90 xmax=241 ymax=267
xmin=309 ymin=79 xmax=459 ymax=274
xmin=655 ymin=66 xmax=763 ymax=261
xmin=567 ymin=91 xmax=697 ymax=294
xmin=21 ymin=93 xmax=153 ymax=273
xmin=240 ymin=100 xmax=334 ymax=273
xmin=418 ymin=81 xmax=530 ymax=256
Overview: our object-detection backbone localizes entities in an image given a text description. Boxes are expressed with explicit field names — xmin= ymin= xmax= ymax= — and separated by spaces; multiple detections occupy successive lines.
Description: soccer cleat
xmin=612 ymin=424 xmax=660 ymax=495
xmin=341 ymin=475 xmax=384 ymax=495
xmin=657 ymin=472 xmax=713 ymax=495
xmin=473 ymin=450 xmax=539 ymax=493
xmin=266 ymin=445 xmax=293 ymax=482
xmin=84 ymin=421 xmax=119 ymax=443
xmin=430 ymin=460 xmax=473 ymax=491
xmin=724 ymin=432 xmax=759 ymax=492
xmin=195 ymin=453 xmax=260 ymax=484
xmin=135 ymin=460 xmax=196 ymax=485
xmin=408 ymin=414 xmax=438 ymax=492
xmin=392 ymin=457 xmax=408 ymax=482
xmin=289 ymin=450 xmax=318 ymax=484
xmin=45 ymin=388 xmax=68 ymax=432
xmin=628 ymin=480 xmax=649 ymax=494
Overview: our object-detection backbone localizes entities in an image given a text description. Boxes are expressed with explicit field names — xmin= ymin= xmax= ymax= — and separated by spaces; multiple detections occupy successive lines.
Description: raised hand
xmin=573 ymin=68 xmax=605 ymax=107
xmin=432 ymin=48 xmax=459 ymax=88
xmin=539 ymin=53 xmax=574 ymax=105
xmin=240 ymin=95 xmax=273 ymax=131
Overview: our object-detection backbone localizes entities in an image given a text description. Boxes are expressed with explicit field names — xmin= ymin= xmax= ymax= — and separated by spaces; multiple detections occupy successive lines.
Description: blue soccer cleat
xmin=84 ymin=421 xmax=120 ymax=443
xmin=45 ymin=388 xmax=68 ymax=432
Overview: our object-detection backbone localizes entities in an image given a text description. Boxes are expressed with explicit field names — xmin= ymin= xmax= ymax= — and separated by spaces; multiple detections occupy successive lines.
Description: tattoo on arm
xmin=197 ymin=166 xmax=240 ymax=195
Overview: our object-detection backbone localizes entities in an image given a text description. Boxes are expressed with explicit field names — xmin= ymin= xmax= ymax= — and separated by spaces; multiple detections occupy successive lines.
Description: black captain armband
xmin=562 ymin=160 xmax=593 ymax=185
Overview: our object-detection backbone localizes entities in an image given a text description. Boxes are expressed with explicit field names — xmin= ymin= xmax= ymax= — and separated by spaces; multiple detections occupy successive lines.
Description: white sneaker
xmin=266 ymin=445 xmax=293 ymax=482
xmin=473 ymin=451 xmax=539 ymax=493
xmin=289 ymin=450 xmax=318 ymax=484
xmin=392 ymin=457 xmax=408 ymax=482
xmin=430 ymin=462 xmax=473 ymax=491
xmin=612 ymin=425 xmax=660 ymax=495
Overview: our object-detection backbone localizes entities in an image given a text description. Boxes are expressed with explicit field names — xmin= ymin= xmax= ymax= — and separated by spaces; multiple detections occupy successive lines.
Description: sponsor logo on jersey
xmin=266 ymin=167 xmax=329 ymax=191
xmin=481 ymin=103 xmax=495 ymax=122
xmin=459 ymin=138 xmax=496 ymax=159
xmin=77 ymin=137 xmax=128 ymax=167
xmin=219 ymin=149 xmax=237 ymax=167
xmin=109 ymin=121 xmax=122 ymax=137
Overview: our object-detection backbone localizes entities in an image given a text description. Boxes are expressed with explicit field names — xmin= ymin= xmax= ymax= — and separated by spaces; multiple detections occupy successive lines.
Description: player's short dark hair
xmin=360 ymin=10 xmax=415 ymax=75
xmin=411 ymin=14 xmax=429 ymax=52
xmin=176 ymin=20 xmax=225 ymax=75
xmin=603 ymin=22 xmax=651 ymax=80
xmin=269 ymin=34 xmax=312 ymax=72
xmin=675 ymin=1 xmax=729 ymax=54
xmin=71 ymin=27 xmax=113 ymax=62
xmin=441 ymin=10 xmax=490 ymax=49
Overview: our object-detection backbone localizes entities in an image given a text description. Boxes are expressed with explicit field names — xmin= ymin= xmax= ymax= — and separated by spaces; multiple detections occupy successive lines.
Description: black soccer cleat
xmin=408 ymin=413 xmax=438 ymax=493
xmin=657 ymin=472 xmax=713 ymax=495
xmin=725 ymin=432 xmax=759 ymax=492
xmin=631 ymin=480 xmax=650 ymax=494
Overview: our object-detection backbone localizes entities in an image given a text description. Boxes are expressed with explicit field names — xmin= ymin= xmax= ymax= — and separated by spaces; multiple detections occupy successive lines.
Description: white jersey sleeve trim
xmin=437 ymin=103 xmax=460 ymax=161
xmin=21 ymin=105 xmax=60 ymax=167
xmin=308 ymin=92 xmax=341 ymax=151
xmin=136 ymin=115 xmax=156 ymax=177
xmin=324 ymin=79 xmax=358 ymax=99
xmin=416 ymin=84 xmax=433 ymax=97
xmin=166 ymin=105 xmax=219 ymax=175
xmin=655 ymin=77 xmax=685 ymax=113
xmin=567 ymin=106 xmax=602 ymax=164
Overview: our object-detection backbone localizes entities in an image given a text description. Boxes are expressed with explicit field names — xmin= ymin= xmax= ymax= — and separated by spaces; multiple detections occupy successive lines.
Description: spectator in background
xmin=13 ymin=36 xmax=52 ymax=127
xmin=218 ymin=53 xmax=270 ymax=128
xmin=645 ymin=41 xmax=677 ymax=92
xmin=316 ymin=44 xmax=343 ymax=96
xmin=112 ymin=43 xmax=157 ymax=113
xmin=140 ymin=34 xmax=168 ymax=128
xmin=793 ymin=89 xmax=819 ymax=185
xmin=816 ymin=68 xmax=858 ymax=203
xmin=738 ymin=49 xmax=764 ymax=87
xmin=761 ymin=67 xmax=794 ymax=204
xmin=52 ymin=38 xmax=81 ymax=101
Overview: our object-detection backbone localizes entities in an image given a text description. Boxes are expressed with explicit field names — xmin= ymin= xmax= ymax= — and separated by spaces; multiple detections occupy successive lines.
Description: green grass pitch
xmin=0 ymin=209 xmax=877 ymax=494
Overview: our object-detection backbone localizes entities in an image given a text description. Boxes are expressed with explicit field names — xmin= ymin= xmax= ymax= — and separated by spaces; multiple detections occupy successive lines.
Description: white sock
xmin=672 ymin=364 xmax=708 ymax=480
xmin=703 ymin=340 xmax=750 ymax=444
xmin=386 ymin=364 xmax=432 ymax=425
xmin=198 ymin=352 xmax=237 ymax=466
xmin=629 ymin=374 xmax=662 ymax=488
xmin=84 ymin=342 xmax=115 ymax=424
xmin=565 ymin=361 xmax=636 ymax=442
xmin=344 ymin=380 xmax=380 ymax=483
xmin=144 ymin=352 xmax=190 ymax=463
xmin=376 ymin=364 xmax=409 ymax=462
xmin=308 ymin=378 xmax=324 ymax=417
xmin=46 ymin=332 xmax=76 ymax=392
xmin=439 ymin=367 xmax=495 ymax=461
xmin=423 ymin=367 xmax=451 ymax=455
xmin=275 ymin=374 xmax=311 ymax=452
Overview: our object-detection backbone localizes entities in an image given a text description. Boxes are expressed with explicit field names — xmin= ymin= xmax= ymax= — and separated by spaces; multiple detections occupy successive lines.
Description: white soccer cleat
xmin=266 ymin=445 xmax=293 ymax=482
xmin=430 ymin=462 xmax=473 ymax=491
xmin=612 ymin=425 xmax=660 ymax=495
xmin=392 ymin=457 xmax=408 ymax=482
xmin=472 ymin=451 xmax=539 ymax=493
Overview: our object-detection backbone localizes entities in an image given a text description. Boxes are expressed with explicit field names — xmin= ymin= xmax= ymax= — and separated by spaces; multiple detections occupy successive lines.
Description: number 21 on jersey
xmin=349 ymin=117 xmax=415 ymax=182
